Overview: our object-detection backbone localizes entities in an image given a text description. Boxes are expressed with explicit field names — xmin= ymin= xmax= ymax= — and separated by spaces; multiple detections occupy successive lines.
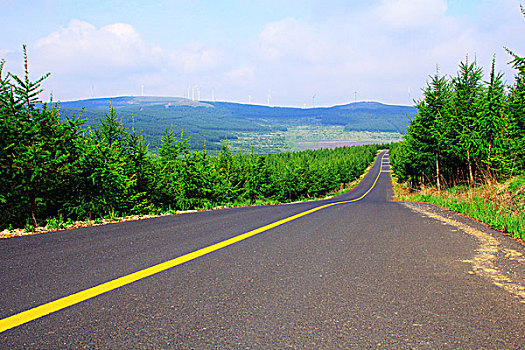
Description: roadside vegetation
xmin=0 ymin=48 xmax=384 ymax=233
xmin=394 ymin=175 xmax=525 ymax=240
xmin=391 ymin=5 xmax=525 ymax=240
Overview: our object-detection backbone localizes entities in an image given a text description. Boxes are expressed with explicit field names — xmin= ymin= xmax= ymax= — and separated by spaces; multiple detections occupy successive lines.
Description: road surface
xmin=1 ymin=151 xmax=524 ymax=349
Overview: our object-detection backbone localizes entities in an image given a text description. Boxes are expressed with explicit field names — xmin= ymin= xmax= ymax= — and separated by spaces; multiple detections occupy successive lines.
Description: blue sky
xmin=1 ymin=0 xmax=523 ymax=106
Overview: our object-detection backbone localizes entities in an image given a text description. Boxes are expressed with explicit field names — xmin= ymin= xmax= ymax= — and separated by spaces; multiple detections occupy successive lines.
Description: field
xmin=226 ymin=126 xmax=402 ymax=153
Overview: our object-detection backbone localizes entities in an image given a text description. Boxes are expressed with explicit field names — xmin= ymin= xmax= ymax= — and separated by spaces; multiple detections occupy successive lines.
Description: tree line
xmin=391 ymin=9 xmax=525 ymax=189
xmin=0 ymin=47 xmax=381 ymax=230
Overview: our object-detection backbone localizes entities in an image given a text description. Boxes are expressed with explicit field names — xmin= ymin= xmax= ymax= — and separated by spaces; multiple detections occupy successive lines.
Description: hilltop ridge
xmin=57 ymin=96 xmax=415 ymax=151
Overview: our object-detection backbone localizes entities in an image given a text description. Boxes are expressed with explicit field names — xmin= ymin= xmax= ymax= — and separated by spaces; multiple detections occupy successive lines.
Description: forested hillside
xmin=57 ymin=97 xmax=415 ymax=151
xmin=0 ymin=49 xmax=382 ymax=230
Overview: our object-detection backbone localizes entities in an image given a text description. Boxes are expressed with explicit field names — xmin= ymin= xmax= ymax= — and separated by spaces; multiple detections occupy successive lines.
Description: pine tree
xmin=478 ymin=57 xmax=508 ymax=179
xmin=0 ymin=47 xmax=83 ymax=227
xmin=451 ymin=57 xmax=484 ymax=185
xmin=505 ymin=4 xmax=525 ymax=174
xmin=398 ymin=69 xmax=452 ymax=188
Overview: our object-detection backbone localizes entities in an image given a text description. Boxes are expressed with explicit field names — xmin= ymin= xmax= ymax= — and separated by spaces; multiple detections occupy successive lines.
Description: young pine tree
xmin=402 ymin=69 xmax=452 ymax=189
xmin=451 ymin=57 xmax=484 ymax=185
xmin=1 ymin=47 xmax=83 ymax=228
xmin=505 ymin=6 xmax=525 ymax=175
xmin=478 ymin=57 xmax=508 ymax=180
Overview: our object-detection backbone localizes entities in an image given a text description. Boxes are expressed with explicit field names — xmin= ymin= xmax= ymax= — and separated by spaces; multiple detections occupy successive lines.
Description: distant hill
xmin=56 ymin=96 xmax=416 ymax=151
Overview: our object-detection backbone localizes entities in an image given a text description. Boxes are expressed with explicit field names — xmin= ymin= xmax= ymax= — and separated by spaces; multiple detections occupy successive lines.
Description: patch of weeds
xmin=106 ymin=209 xmax=118 ymax=222
xmin=24 ymin=221 xmax=35 ymax=233
xmin=446 ymin=185 xmax=468 ymax=195
xmin=46 ymin=214 xmax=65 ymax=231
xmin=509 ymin=176 xmax=525 ymax=202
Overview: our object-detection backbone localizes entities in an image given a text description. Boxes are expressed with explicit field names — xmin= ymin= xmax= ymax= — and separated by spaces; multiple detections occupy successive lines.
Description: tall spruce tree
xmin=400 ymin=69 xmax=452 ymax=188
xmin=451 ymin=57 xmax=484 ymax=185
xmin=478 ymin=57 xmax=508 ymax=179
xmin=1 ymin=47 xmax=83 ymax=227
xmin=505 ymin=5 xmax=525 ymax=174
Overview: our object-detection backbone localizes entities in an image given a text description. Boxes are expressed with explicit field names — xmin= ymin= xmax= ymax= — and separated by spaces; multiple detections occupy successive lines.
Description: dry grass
xmin=394 ymin=175 xmax=525 ymax=241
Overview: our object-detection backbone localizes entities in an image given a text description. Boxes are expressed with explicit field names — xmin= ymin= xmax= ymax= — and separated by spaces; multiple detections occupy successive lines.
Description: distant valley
xmin=57 ymin=96 xmax=415 ymax=153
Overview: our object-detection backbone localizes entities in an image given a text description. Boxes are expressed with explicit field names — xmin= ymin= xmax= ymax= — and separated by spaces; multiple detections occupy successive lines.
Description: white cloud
xmin=27 ymin=20 xmax=227 ymax=100
xmin=224 ymin=66 xmax=255 ymax=85
xmin=257 ymin=17 xmax=347 ymax=64
xmin=253 ymin=13 xmax=427 ymax=104
xmin=34 ymin=20 xmax=162 ymax=78
xmin=248 ymin=0 xmax=523 ymax=105
xmin=169 ymin=42 xmax=223 ymax=73
xmin=0 ymin=49 xmax=13 ymax=58
xmin=258 ymin=18 xmax=311 ymax=60
xmin=374 ymin=0 xmax=449 ymax=29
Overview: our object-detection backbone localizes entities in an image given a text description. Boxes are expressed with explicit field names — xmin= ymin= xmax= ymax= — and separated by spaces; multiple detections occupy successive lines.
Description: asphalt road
xmin=1 ymin=150 xmax=524 ymax=349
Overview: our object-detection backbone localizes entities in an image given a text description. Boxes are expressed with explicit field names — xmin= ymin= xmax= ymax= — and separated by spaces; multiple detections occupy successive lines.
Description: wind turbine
xmin=141 ymin=84 xmax=144 ymax=97
xmin=312 ymin=94 xmax=316 ymax=108
xmin=267 ymin=89 xmax=272 ymax=107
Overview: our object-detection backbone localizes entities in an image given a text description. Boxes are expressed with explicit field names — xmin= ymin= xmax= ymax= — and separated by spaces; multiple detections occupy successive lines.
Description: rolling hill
xmin=56 ymin=96 xmax=416 ymax=152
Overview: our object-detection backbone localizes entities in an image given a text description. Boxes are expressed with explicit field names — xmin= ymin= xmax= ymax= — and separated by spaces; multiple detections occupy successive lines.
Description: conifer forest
xmin=390 ymin=16 xmax=525 ymax=190
xmin=0 ymin=48 xmax=380 ymax=230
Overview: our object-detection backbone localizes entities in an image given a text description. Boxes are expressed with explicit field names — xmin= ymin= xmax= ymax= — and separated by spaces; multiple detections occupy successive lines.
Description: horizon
xmin=56 ymin=95 xmax=417 ymax=109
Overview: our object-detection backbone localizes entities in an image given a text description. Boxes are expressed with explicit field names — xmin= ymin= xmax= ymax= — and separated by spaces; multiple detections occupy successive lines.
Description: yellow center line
xmin=0 ymin=153 xmax=386 ymax=333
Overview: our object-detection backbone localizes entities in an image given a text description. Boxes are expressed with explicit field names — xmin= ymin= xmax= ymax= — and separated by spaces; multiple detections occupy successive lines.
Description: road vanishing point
xmin=1 ymin=151 xmax=524 ymax=349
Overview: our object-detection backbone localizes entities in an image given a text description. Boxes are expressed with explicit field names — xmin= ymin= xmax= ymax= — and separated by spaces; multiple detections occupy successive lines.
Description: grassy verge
xmin=393 ymin=175 xmax=525 ymax=241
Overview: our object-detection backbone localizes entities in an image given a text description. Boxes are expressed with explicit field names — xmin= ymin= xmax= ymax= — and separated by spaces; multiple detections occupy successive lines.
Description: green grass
xmin=397 ymin=177 xmax=525 ymax=241
xmin=226 ymin=127 xmax=402 ymax=153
